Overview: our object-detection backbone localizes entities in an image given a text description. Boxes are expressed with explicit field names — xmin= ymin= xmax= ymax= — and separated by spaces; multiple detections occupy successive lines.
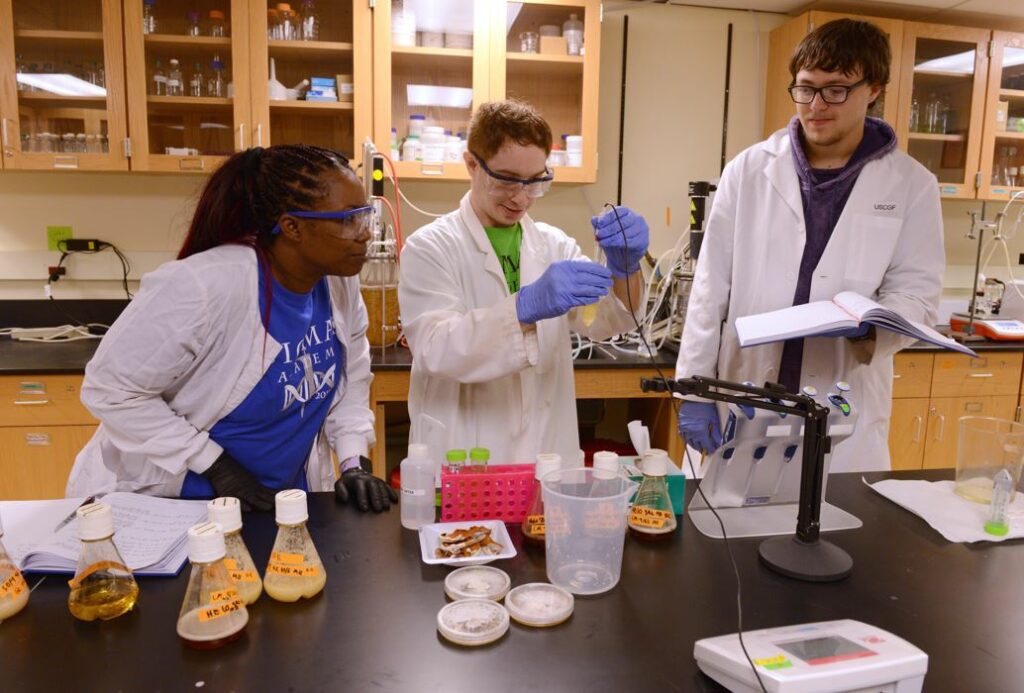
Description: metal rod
xmin=616 ymin=15 xmax=629 ymax=206
xmin=720 ymin=23 xmax=733 ymax=174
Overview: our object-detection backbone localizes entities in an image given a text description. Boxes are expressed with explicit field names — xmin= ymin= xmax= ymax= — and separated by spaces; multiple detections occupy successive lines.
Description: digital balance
xmin=694 ymin=620 xmax=927 ymax=693
xmin=949 ymin=313 xmax=1024 ymax=341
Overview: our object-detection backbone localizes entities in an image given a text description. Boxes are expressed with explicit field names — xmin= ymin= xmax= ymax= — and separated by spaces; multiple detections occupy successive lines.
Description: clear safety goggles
xmin=271 ymin=205 xmax=374 ymax=239
xmin=472 ymin=152 xmax=553 ymax=199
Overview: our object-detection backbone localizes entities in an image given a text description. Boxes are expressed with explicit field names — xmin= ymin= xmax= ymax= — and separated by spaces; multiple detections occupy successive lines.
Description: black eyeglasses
xmin=471 ymin=151 xmax=553 ymax=198
xmin=788 ymin=79 xmax=867 ymax=105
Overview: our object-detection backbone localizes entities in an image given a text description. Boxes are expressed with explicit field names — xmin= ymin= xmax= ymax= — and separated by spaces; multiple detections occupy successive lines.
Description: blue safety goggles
xmin=270 ymin=205 xmax=374 ymax=237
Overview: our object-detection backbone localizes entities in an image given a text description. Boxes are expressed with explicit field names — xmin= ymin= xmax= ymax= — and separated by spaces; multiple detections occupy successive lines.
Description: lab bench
xmin=2 ymin=470 xmax=1020 ymax=692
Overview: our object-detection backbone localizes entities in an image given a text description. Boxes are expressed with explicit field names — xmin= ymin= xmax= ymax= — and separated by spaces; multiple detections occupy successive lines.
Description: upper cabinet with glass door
xmin=978 ymin=32 xmax=1024 ymax=201
xmin=248 ymin=1 xmax=372 ymax=161
xmin=493 ymin=0 xmax=599 ymax=184
xmin=123 ymin=0 xmax=252 ymax=172
xmin=373 ymin=0 xmax=489 ymax=180
xmin=896 ymin=23 xmax=989 ymax=199
xmin=0 ymin=0 xmax=128 ymax=170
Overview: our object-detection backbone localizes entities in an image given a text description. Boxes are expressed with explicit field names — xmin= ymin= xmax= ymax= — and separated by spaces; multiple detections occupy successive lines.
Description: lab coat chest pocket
xmin=844 ymin=214 xmax=902 ymax=293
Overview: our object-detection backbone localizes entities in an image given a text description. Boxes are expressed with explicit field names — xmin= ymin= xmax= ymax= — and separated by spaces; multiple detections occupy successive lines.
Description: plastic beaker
xmin=541 ymin=467 xmax=638 ymax=595
xmin=955 ymin=417 xmax=1024 ymax=504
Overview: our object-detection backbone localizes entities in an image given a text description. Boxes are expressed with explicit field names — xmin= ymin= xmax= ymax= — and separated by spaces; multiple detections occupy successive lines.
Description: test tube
xmin=985 ymin=468 xmax=1013 ymax=536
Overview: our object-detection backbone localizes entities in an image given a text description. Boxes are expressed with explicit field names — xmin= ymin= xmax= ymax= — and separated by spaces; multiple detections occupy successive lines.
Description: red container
xmin=440 ymin=464 xmax=536 ymax=523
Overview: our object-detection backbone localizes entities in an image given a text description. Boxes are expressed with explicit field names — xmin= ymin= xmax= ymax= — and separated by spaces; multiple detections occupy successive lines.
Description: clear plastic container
xmin=263 ymin=490 xmax=326 ymax=602
xmin=522 ymin=453 xmax=562 ymax=543
xmin=188 ymin=63 xmax=204 ymax=97
xmin=444 ymin=566 xmax=510 ymax=602
xmin=277 ymin=4 xmax=299 ymax=40
xmin=563 ymin=13 xmax=584 ymax=56
xmin=0 ymin=515 xmax=29 ymax=623
xmin=151 ymin=58 xmax=167 ymax=96
xmin=166 ymin=59 xmax=183 ymax=96
xmin=505 ymin=583 xmax=573 ymax=627
xmin=519 ymin=31 xmax=539 ymax=54
xmin=402 ymin=134 xmax=421 ymax=163
xmin=208 ymin=56 xmax=226 ymax=98
xmin=176 ymin=522 xmax=249 ymax=649
xmin=401 ymin=443 xmax=436 ymax=530
xmin=436 ymin=599 xmax=509 ymax=646
xmin=209 ymin=10 xmax=227 ymax=38
xmin=267 ymin=9 xmax=280 ymax=40
xmin=300 ymin=0 xmax=319 ymax=40
xmin=67 ymin=503 xmax=139 ymax=622
xmin=185 ymin=11 xmax=201 ymax=37
xmin=955 ymin=417 xmax=1024 ymax=504
xmin=142 ymin=0 xmax=156 ymax=35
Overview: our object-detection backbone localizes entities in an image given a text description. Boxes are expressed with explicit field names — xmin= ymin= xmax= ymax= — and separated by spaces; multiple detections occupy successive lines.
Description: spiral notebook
xmin=0 ymin=493 xmax=208 ymax=576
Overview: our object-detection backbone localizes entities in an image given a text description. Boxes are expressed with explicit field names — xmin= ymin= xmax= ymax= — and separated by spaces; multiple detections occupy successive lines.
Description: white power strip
xmin=7 ymin=325 xmax=100 ymax=342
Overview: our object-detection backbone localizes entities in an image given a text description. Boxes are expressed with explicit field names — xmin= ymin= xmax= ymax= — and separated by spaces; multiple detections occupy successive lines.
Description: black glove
xmin=334 ymin=460 xmax=399 ymax=513
xmin=202 ymin=451 xmax=276 ymax=512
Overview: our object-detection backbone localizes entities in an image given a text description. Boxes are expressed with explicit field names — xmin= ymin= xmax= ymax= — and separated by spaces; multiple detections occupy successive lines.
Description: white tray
xmin=418 ymin=520 xmax=517 ymax=566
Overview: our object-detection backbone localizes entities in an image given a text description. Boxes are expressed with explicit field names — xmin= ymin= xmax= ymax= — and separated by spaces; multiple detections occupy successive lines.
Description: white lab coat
xmin=676 ymin=128 xmax=944 ymax=472
xmin=66 ymin=244 xmax=375 ymax=497
xmin=399 ymin=193 xmax=638 ymax=466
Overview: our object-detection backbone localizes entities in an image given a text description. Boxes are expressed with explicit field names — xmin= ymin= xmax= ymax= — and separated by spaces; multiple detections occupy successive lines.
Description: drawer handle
xmin=964 ymin=401 xmax=984 ymax=413
xmin=913 ymin=415 xmax=923 ymax=443
xmin=893 ymin=374 xmax=902 ymax=379
xmin=14 ymin=398 xmax=50 ymax=405
xmin=967 ymin=373 xmax=993 ymax=378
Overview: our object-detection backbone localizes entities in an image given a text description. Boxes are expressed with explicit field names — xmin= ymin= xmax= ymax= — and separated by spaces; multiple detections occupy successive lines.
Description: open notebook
xmin=735 ymin=291 xmax=978 ymax=357
xmin=0 ymin=493 xmax=208 ymax=576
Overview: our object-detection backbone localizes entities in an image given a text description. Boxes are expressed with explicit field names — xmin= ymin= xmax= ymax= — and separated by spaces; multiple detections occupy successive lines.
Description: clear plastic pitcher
xmin=955 ymin=417 xmax=1024 ymax=504
xmin=541 ymin=468 xmax=638 ymax=595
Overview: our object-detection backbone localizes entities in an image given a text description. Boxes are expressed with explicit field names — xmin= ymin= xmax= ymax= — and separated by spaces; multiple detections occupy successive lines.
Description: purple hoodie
xmin=778 ymin=116 xmax=898 ymax=392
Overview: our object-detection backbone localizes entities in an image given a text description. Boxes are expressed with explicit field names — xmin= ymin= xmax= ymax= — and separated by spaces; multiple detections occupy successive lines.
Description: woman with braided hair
xmin=67 ymin=144 xmax=398 ymax=513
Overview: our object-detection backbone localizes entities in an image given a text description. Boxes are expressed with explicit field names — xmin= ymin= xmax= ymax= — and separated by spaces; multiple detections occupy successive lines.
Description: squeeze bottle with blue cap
xmin=985 ymin=468 xmax=1013 ymax=536
xmin=177 ymin=522 xmax=248 ymax=649
xmin=401 ymin=443 xmax=435 ymax=529
xmin=68 ymin=502 xmax=139 ymax=621
xmin=522 ymin=454 xmax=562 ymax=543
xmin=0 ymin=512 xmax=29 ymax=623
xmin=207 ymin=498 xmax=262 ymax=604
xmin=264 ymin=490 xmax=326 ymax=602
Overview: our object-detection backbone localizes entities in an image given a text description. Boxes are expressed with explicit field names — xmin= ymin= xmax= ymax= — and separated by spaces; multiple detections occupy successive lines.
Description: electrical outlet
xmin=47 ymin=226 xmax=73 ymax=251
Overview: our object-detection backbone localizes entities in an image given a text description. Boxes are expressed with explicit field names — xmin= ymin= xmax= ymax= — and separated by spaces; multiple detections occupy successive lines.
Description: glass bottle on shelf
xmin=924 ymin=93 xmax=940 ymax=134
xmin=152 ymin=59 xmax=167 ymax=95
xmin=522 ymin=453 xmax=562 ymax=543
xmin=206 ymin=498 xmax=262 ymax=605
xmin=100 ymin=134 xmax=109 ymax=153
xmin=176 ymin=522 xmax=249 ymax=649
xmin=263 ymin=490 xmax=326 ymax=603
xmin=208 ymin=56 xmax=225 ymax=98
xmin=15 ymin=54 xmax=27 ymax=91
xmin=627 ymin=449 xmax=677 ymax=541
xmin=563 ymin=13 xmax=584 ymax=56
xmin=209 ymin=10 xmax=227 ymax=38
xmin=143 ymin=0 xmax=157 ymax=35
xmin=267 ymin=9 xmax=281 ymax=40
xmin=300 ymin=0 xmax=319 ymax=41
xmin=186 ymin=11 xmax=201 ymax=37
xmin=993 ymin=146 xmax=1010 ymax=186
xmin=0 ymin=512 xmax=30 ymax=623
xmin=167 ymin=59 xmax=183 ymax=96
xmin=909 ymin=96 xmax=920 ymax=132
xmin=189 ymin=62 xmax=204 ymax=97
xmin=277 ymin=4 xmax=299 ymax=41
xmin=67 ymin=502 xmax=139 ymax=621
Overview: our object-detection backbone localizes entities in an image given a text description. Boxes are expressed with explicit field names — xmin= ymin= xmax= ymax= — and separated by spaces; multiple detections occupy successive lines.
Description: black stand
xmin=641 ymin=376 xmax=852 ymax=582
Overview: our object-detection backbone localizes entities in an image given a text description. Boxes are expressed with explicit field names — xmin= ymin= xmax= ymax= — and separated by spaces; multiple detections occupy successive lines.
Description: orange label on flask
xmin=67 ymin=560 xmax=131 ymax=589
xmin=197 ymin=597 xmax=246 ymax=622
xmin=0 ymin=571 xmax=27 ymax=599
xmin=267 ymin=562 xmax=320 ymax=577
xmin=230 ymin=570 xmax=259 ymax=583
xmin=270 ymin=551 xmax=305 ymax=565
xmin=629 ymin=506 xmax=672 ymax=528
xmin=525 ymin=514 xmax=546 ymax=536
xmin=222 ymin=558 xmax=239 ymax=570
xmin=210 ymin=588 xmax=239 ymax=603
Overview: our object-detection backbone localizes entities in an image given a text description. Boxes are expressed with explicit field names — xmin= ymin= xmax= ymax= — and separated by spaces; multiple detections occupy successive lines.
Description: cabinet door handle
xmin=967 ymin=373 xmax=993 ymax=378
xmin=933 ymin=413 xmax=945 ymax=442
xmin=913 ymin=415 xmax=923 ymax=443
xmin=14 ymin=398 xmax=50 ymax=405
xmin=0 ymin=117 xmax=12 ymax=156
xmin=893 ymin=374 xmax=902 ymax=379
xmin=1016 ymin=406 xmax=1022 ymax=423
xmin=237 ymin=122 xmax=246 ymax=150
xmin=256 ymin=124 xmax=263 ymax=147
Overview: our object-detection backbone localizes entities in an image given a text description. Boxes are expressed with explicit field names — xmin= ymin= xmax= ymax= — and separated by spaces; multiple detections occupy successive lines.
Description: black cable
xmin=603 ymin=203 xmax=768 ymax=693
xmin=49 ymin=239 xmax=133 ymax=300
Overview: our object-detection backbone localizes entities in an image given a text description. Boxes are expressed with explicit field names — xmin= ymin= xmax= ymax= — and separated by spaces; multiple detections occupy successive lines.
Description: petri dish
xmin=505 ymin=583 xmax=574 ymax=627
xmin=437 ymin=599 xmax=510 ymax=647
xmin=445 ymin=566 xmax=511 ymax=602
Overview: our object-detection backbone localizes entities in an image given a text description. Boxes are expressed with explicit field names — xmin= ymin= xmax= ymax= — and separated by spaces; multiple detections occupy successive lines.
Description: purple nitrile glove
xmin=677 ymin=401 xmax=723 ymax=454
xmin=591 ymin=206 xmax=649 ymax=278
xmin=516 ymin=260 xmax=613 ymax=324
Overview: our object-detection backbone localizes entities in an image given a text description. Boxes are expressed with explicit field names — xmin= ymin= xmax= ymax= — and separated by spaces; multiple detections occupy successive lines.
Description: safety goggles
xmin=471 ymin=152 xmax=553 ymax=199
xmin=788 ymin=78 xmax=867 ymax=105
xmin=271 ymin=205 xmax=374 ymax=238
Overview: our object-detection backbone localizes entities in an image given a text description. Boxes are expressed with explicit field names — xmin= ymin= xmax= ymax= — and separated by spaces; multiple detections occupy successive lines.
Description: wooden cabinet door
xmin=977 ymin=31 xmax=1024 ymax=201
xmin=923 ymin=395 xmax=1018 ymax=469
xmin=0 ymin=425 xmax=96 ymax=499
xmin=889 ymin=397 xmax=928 ymax=470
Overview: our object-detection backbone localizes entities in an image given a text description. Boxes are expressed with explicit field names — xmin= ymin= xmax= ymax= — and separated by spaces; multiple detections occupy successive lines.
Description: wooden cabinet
xmin=0 ymin=375 xmax=97 ymax=499
xmin=889 ymin=397 xmax=929 ymax=470
xmin=764 ymin=11 xmax=904 ymax=138
xmin=0 ymin=0 xmax=129 ymax=170
xmin=372 ymin=0 xmax=601 ymax=183
xmin=922 ymin=394 xmax=1017 ymax=470
xmin=977 ymin=31 xmax=1024 ymax=201
xmin=930 ymin=352 xmax=1022 ymax=397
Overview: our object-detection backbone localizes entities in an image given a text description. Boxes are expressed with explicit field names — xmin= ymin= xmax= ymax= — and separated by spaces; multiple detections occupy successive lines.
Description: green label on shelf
xmin=47 ymin=225 xmax=73 ymax=251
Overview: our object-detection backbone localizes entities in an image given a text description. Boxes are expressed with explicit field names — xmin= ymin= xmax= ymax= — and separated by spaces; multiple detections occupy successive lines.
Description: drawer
xmin=892 ymin=352 xmax=933 ymax=398
xmin=0 ymin=375 xmax=98 ymax=427
xmin=930 ymin=352 xmax=1023 ymax=398
xmin=0 ymin=424 xmax=96 ymax=499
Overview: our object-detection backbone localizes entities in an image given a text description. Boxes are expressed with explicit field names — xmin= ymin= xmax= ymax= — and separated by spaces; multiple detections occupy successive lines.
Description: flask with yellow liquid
xmin=176 ymin=522 xmax=249 ymax=649
xmin=264 ymin=490 xmax=326 ymax=602
xmin=67 ymin=502 xmax=139 ymax=621
xmin=0 ymin=512 xmax=29 ymax=623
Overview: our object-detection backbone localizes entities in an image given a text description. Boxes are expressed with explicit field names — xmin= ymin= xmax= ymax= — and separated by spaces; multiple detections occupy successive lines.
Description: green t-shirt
xmin=483 ymin=222 xmax=523 ymax=293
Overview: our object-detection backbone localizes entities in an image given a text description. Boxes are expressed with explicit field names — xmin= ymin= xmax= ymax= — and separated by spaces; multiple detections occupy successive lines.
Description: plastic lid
xmin=187 ymin=11 xmax=200 ymax=20
xmin=437 ymin=599 xmax=509 ymax=646
xmin=470 ymin=448 xmax=490 ymax=462
xmin=409 ymin=114 xmax=427 ymax=120
xmin=268 ymin=9 xmax=279 ymax=16
xmin=535 ymin=453 xmax=562 ymax=481
xmin=505 ymin=583 xmax=574 ymax=627
xmin=207 ymin=497 xmax=242 ymax=533
xmin=187 ymin=521 xmax=227 ymax=563
xmin=446 ymin=449 xmax=467 ymax=462
xmin=444 ymin=566 xmax=511 ymax=602
xmin=276 ymin=3 xmax=293 ymax=11
xmin=592 ymin=451 xmax=619 ymax=479
xmin=986 ymin=521 xmax=1009 ymax=536
xmin=408 ymin=443 xmax=429 ymax=460
xmin=275 ymin=489 xmax=308 ymax=525
xmin=209 ymin=10 xmax=225 ymax=19
xmin=642 ymin=449 xmax=669 ymax=476
xmin=170 ymin=58 xmax=179 ymax=65
xmin=78 ymin=502 xmax=115 ymax=540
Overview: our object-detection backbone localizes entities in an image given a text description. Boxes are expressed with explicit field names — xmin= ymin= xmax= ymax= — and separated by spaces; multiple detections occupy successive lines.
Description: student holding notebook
xmin=66 ymin=145 xmax=396 ymax=513
xmin=675 ymin=20 xmax=944 ymax=472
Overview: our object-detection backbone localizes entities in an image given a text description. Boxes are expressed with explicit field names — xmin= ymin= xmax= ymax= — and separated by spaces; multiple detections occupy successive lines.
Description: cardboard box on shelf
xmin=540 ymin=36 xmax=567 ymax=55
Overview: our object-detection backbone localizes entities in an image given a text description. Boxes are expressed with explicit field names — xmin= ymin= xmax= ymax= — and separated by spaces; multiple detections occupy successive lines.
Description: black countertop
xmin=3 ymin=470 xmax=1022 ymax=691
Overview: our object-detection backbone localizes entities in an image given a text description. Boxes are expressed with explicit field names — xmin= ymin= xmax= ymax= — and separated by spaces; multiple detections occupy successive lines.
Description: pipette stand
xmin=951 ymin=207 xmax=1005 ymax=343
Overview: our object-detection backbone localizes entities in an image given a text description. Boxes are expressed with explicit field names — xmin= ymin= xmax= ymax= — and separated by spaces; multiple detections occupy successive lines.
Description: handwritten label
xmin=629 ymin=506 xmax=672 ymax=529
xmin=197 ymin=597 xmax=246 ymax=622
xmin=230 ymin=570 xmax=260 ymax=583
xmin=267 ymin=563 xmax=320 ymax=577
xmin=210 ymin=588 xmax=239 ymax=603
xmin=1 ymin=571 xmax=27 ymax=599
xmin=525 ymin=514 xmax=546 ymax=536
xmin=270 ymin=551 xmax=305 ymax=565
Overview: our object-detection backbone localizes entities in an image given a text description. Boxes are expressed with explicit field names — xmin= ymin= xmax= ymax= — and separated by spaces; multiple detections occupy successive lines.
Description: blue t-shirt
xmin=181 ymin=265 xmax=343 ymax=498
